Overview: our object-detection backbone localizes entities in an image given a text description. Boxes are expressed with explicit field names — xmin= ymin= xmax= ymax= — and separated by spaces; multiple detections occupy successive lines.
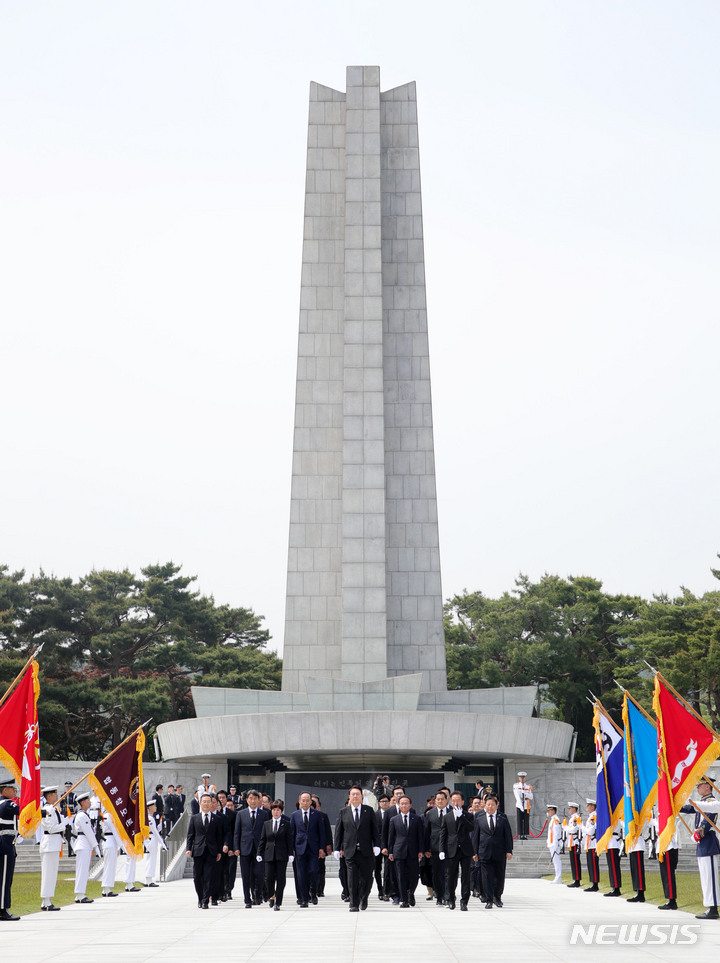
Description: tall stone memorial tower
xmin=282 ymin=66 xmax=446 ymax=701
xmin=157 ymin=69 xmax=573 ymax=818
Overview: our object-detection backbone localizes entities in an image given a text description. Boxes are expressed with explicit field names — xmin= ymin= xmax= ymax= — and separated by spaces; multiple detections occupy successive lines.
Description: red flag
xmin=653 ymin=674 xmax=720 ymax=857
xmin=0 ymin=659 xmax=41 ymax=837
xmin=88 ymin=728 xmax=149 ymax=858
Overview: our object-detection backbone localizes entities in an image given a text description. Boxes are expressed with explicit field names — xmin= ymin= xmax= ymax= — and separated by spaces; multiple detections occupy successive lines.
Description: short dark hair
xmin=451 ymin=790 xmax=464 ymax=801
xmin=399 ymin=795 xmax=412 ymax=804
xmin=155 ymin=784 xmax=163 ymax=791
xmin=246 ymin=789 xmax=260 ymax=799
xmin=271 ymin=799 xmax=285 ymax=811
xmin=485 ymin=793 xmax=499 ymax=803
xmin=350 ymin=785 xmax=363 ymax=793
xmin=393 ymin=785 xmax=405 ymax=792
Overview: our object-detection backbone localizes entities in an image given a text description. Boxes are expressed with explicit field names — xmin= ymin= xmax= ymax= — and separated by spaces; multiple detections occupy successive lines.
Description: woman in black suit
xmin=257 ymin=800 xmax=291 ymax=910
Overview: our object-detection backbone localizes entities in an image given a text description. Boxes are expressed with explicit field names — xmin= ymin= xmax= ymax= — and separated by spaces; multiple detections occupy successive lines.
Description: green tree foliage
xmin=445 ymin=574 xmax=644 ymax=759
xmin=0 ymin=563 xmax=280 ymax=760
xmin=628 ymin=566 xmax=720 ymax=729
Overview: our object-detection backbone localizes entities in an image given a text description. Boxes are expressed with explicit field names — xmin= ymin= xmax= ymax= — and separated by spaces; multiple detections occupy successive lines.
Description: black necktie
xmin=403 ymin=815 xmax=408 ymax=831
xmin=204 ymin=815 xmax=208 ymax=827
xmin=354 ymin=808 xmax=359 ymax=828
xmin=274 ymin=820 xmax=279 ymax=834
xmin=490 ymin=815 xmax=495 ymax=832
xmin=304 ymin=811 xmax=308 ymax=830
xmin=251 ymin=811 xmax=256 ymax=827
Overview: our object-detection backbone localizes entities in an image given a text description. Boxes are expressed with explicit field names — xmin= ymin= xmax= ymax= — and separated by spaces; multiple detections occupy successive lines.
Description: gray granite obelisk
xmin=282 ymin=66 xmax=446 ymax=701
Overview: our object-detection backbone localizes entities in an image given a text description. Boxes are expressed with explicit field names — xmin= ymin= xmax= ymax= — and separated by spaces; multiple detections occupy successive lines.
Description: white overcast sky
xmin=2 ymin=1 xmax=719 ymax=654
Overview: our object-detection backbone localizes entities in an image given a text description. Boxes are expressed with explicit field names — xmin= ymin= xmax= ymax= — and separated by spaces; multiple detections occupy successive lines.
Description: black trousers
xmin=0 ymin=848 xmax=15 ymax=910
xmin=294 ymin=851 xmax=318 ymax=903
xmin=264 ymin=858 xmax=288 ymax=906
xmin=569 ymin=845 xmax=582 ymax=882
xmin=393 ymin=856 xmax=419 ymax=903
xmin=192 ymin=852 xmax=216 ymax=904
xmin=339 ymin=856 xmax=348 ymax=897
xmin=516 ymin=809 xmax=529 ymax=836
xmin=346 ymin=851 xmax=374 ymax=908
xmin=430 ymin=852 xmax=446 ymax=900
xmin=480 ymin=854 xmax=507 ymax=901
xmin=606 ymin=848 xmax=622 ymax=890
xmin=225 ymin=853 xmax=237 ymax=894
xmin=660 ymin=849 xmax=678 ymax=900
xmin=240 ymin=851 xmax=264 ymax=904
xmin=586 ymin=848 xmax=600 ymax=884
xmin=472 ymin=859 xmax=484 ymax=898
xmin=629 ymin=850 xmax=646 ymax=893
xmin=445 ymin=853 xmax=472 ymax=904
xmin=317 ymin=853 xmax=326 ymax=895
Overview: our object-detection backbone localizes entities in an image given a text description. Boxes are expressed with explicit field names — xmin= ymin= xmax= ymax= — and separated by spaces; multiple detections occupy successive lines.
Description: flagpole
xmin=54 ymin=720 xmax=151 ymax=808
xmin=593 ymin=697 xmax=623 ymax=736
xmin=688 ymin=799 xmax=720 ymax=837
xmin=614 ymin=681 xmax=657 ymax=728
xmin=0 ymin=645 xmax=44 ymax=710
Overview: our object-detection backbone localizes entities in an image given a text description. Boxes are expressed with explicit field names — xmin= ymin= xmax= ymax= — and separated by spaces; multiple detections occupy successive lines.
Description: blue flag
xmin=593 ymin=702 xmax=624 ymax=853
xmin=622 ymin=692 xmax=658 ymax=850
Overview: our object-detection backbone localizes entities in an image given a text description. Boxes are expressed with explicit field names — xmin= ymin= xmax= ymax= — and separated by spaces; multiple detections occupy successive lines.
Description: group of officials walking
xmin=186 ymin=782 xmax=514 ymax=913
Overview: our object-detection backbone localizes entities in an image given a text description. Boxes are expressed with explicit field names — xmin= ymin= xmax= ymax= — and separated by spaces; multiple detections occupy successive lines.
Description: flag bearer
xmin=583 ymin=799 xmax=600 ymax=892
xmin=39 ymin=786 xmax=70 ymax=911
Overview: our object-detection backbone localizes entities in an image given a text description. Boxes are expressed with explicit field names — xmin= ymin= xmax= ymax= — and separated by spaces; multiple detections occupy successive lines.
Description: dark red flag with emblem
xmin=0 ymin=658 xmax=41 ymax=837
xmin=88 ymin=728 xmax=149 ymax=858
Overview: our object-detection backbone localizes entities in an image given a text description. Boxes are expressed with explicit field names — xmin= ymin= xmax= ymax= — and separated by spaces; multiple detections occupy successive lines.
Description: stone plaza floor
xmin=5 ymin=877 xmax=720 ymax=962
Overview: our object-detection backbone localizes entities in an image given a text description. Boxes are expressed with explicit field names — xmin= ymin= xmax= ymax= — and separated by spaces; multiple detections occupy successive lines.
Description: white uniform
xmin=101 ymin=814 xmax=122 ymax=894
xmin=40 ymin=805 xmax=70 ymax=904
xmin=142 ymin=815 xmax=167 ymax=884
xmin=513 ymin=781 xmax=533 ymax=811
xmin=584 ymin=812 xmax=597 ymax=851
xmin=73 ymin=809 xmax=100 ymax=897
xmin=547 ymin=814 xmax=563 ymax=882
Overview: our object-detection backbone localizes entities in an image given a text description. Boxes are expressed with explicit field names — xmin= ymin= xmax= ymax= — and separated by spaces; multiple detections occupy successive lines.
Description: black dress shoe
xmin=75 ymin=897 xmax=94 ymax=904
xmin=269 ymin=897 xmax=275 ymax=907
xmin=198 ymin=900 xmax=203 ymax=908
xmin=627 ymin=894 xmax=645 ymax=903
xmin=146 ymin=882 xmax=159 ymax=888
xmin=312 ymin=895 xmax=318 ymax=905
xmin=567 ymin=881 xmax=580 ymax=888
xmin=349 ymin=905 xmax=359 ymax=912
xmin=125 ymin=887 xmax=140 ymax=893
xmin=604 ymin=889 xmax=621 ymax=897
xmin=584 ymin=885 xmax=599 ymax=892
xmin=408 ymin=893 xmax=415 ymax=906
xmin=41 ymin=905 xmax=60 ymax=911
xmin=201 ymin=901 xmax=209 ymax=909
xmin=226 ymin=894 xmax=233 ymax=900
xmin=696 ymin=907 xmax=719 ymax=919
xmin=245 ymin=903 xmax=252 ymax=909
xmin=211 ymin=899 xmax=218 ymax=906
xmin=361 ymin=897 xmax=368 ymax=910
xmin=102 ymin=892 xmax=119 ymax=898
xmin=460 ymin=901 xmax=468 ymax=911
xmin=494 ymin=897 xmax=503 ymax=907
xmin=447 ymin=901 xmax=456 ymax=910
xmin=274 ymin=904 xmax=280 ymax=911
xmin=341 ymin=893 xmax=350 ymax=902
xmin=300 ymin=901 xmax=309 ymax=908
xmin=400 ymin=901 xmax=409 ymax=907
xmin=659 ymin=899 xmax=677 ymax=910
xmin=436 ymin=898 xmax=444 ymax=906
xmin=485 ymin=901 xmax=493 ymax=909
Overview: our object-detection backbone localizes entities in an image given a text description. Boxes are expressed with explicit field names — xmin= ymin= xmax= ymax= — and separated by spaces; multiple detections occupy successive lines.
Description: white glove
xmin=256 ymin=854 xmax=263 ymax=862
xmin=333 ymin=850 xmax=341 ymax=860
xmin=288 ymin=855 xmax=294 ymax=864
xmin=454 ymin=806 xmax=463 ymax=817
xmin=373 ymin=846 xmax=380 ymax=856
xmin=438 ymin=852 xmax=445 ymax=861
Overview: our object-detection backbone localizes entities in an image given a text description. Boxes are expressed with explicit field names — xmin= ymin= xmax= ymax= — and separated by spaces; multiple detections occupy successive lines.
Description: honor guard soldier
xmin=604 ymin=823 xmax=623 ymax=897
xmin=198 ymin=773 xmax=217 ymax=797
xmin=62 ymin=780 xmax=77 ymax=855
xmin=626 ymin=817 xmax=648 ymax=903
xmin=657 ymin=823 xmax=679 ymax=911
xmin=0 ymin=779 xmax=20 ymax=921
xmin=39 ymin=785 xmax=71 ymax=911
xmin=583 ymin=799 xmax=600 ymax=892
xmin=513 ymin=772 xmax=533 ymax=839
xmin=73 ymin=791 xmax=101 ymax=903
xmin=565 ymin=802 xmax=583 ymax=887
xmin=143 ymin=798 xmax=168 ymax=886
xmin=681 ymin=777 xmax=720 ymax=919
xmin=100 ymin=809 xmax=122 ymax=898
xmin=546 ymin=804 xmax=563 ymax=884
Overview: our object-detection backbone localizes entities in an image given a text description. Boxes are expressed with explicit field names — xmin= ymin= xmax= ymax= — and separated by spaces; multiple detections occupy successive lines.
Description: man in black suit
xmin=176 ymin=785 xmax=186 ymax=817
xmin=290 ymin=792 xmax=326 ymax=907
xmin=440 ymin=791 xmax=475 ymax=910
xmin=152 ymin=785 xmax=165 ymax=820
xmin=215 ymin=791 xmax=236 ymax=901
xmin=232 ymin=789 xmax=270 ymax=908
xmin=258 ymin=800 xmax=292 ymax=910
xmin=424 ymin=790 xmax=448 ymax=905
xmin=472 ymin=793 xmax=513 ymax=909
xmin=334 ymin=786 xmax=380 ymax=912
xmin=311 ymin=795 xmax=333 ymax=897
xmin=387 ymin=795 xmax=424 ymax=907
xmin=163 ymin=785 xmax=179 ymax=830
xmin=374 ymin=795 xmax=394 ymax=900
xmin=185 ymin=792 xmax=223 ymax=909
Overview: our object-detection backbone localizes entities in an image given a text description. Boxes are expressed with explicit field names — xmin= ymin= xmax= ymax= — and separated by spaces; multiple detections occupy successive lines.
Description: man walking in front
xmin=334 ymin=785 xmax=380 ymax=912
xmin=472 ymin=793 xmax=513 ymax=908
xmin=186 ymin=792 xmax=223 ymax=909
xmin=290 ymin=791 xmax=326 ymax=907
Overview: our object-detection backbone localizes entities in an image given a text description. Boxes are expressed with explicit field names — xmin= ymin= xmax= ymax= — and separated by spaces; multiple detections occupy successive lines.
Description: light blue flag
xmin=622 ymin=692 xmax=658 ymax=849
